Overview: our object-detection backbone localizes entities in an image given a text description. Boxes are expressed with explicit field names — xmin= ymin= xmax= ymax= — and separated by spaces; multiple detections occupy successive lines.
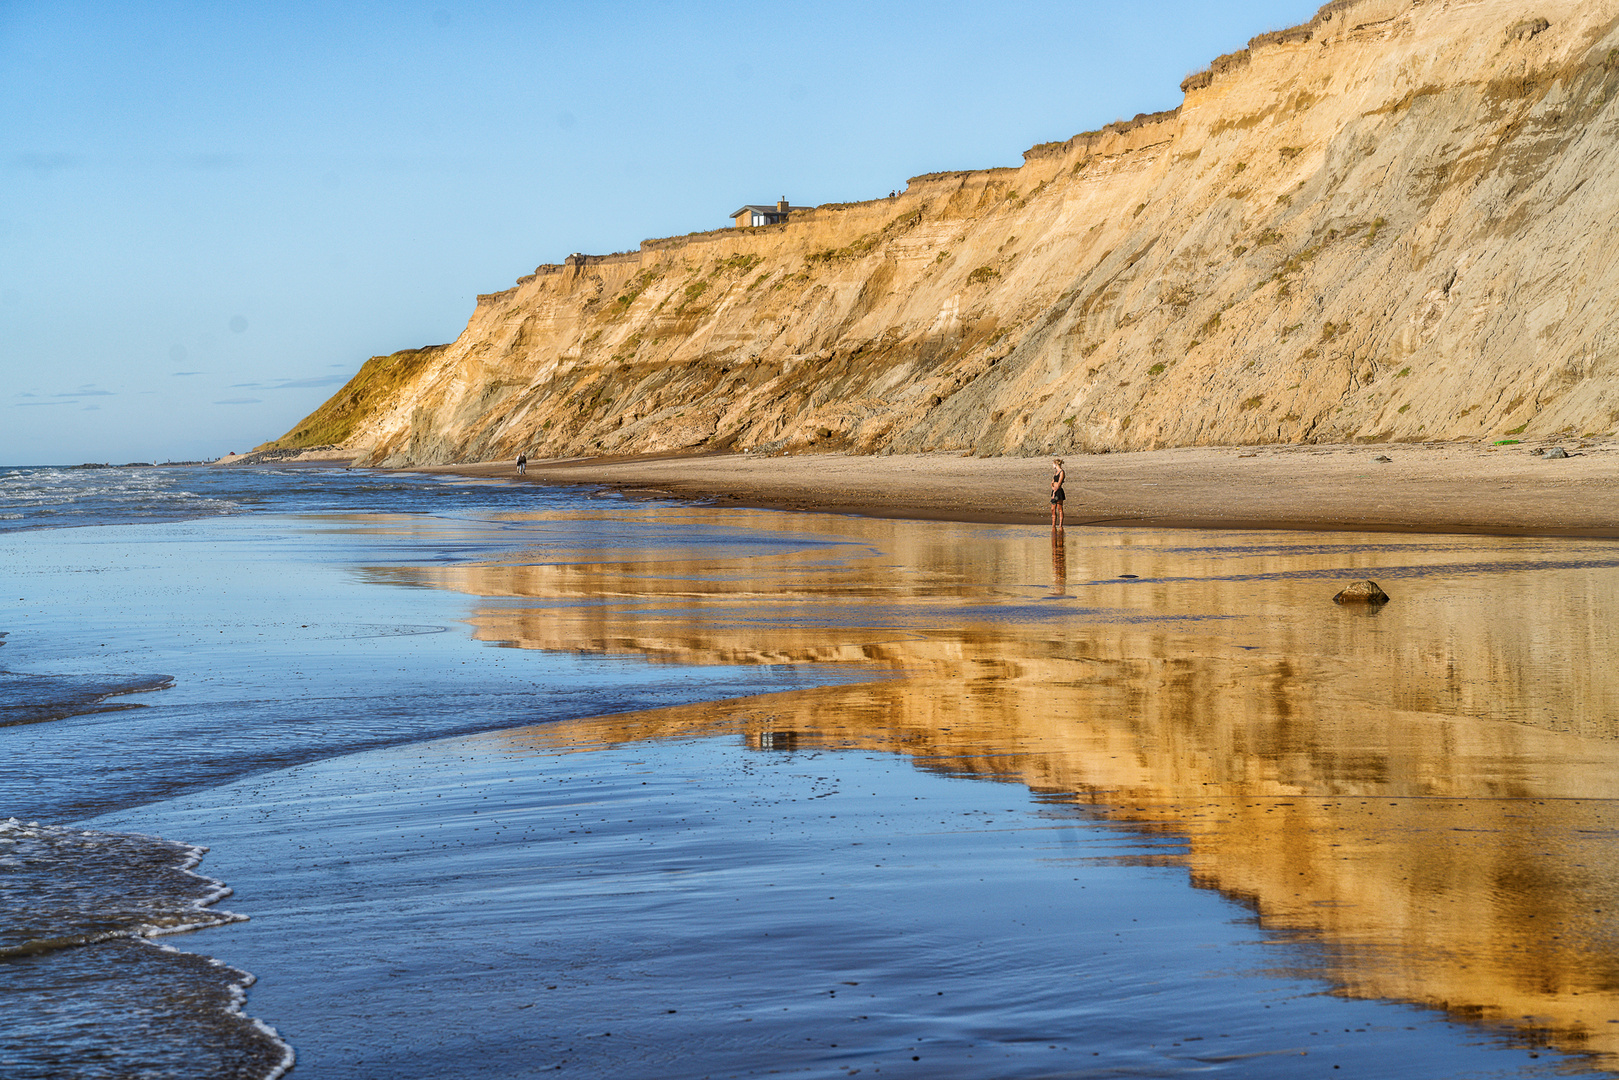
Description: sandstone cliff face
xmin=273 ymin=0 xmax=1619 ymax=466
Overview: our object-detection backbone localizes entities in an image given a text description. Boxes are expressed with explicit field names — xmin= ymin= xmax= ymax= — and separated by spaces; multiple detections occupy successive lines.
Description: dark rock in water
xmin=72 ymin=463 xmax=110 ymax=469
xmin=1544 ymin=446 xmax=1569 ymax=459
xmin=1334 ymin=580 xmax=1390 ymax=604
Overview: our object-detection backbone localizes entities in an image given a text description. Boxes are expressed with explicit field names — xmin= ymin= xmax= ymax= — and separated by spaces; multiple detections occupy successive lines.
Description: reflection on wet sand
xmin=394 ymin=508 xmax=1619 ymax=1069
xmin=1051 ymin=528 xmax=1067 ymax=597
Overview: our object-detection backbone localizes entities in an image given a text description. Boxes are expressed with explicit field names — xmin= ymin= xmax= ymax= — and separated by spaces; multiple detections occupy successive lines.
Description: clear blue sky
xmin=1 ymin=0 xmax=1317 ymax=465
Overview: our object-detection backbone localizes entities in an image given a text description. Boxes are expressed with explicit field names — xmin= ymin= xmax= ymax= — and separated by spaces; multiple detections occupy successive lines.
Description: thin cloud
xmin=53 ymin=389 xmax=115 ymax=397
xmin=183 ymin=153 xmax=244 ymax=170
xmin=268 ymin=375 xmax=347 ymax=389
xmin=7 ymin=152 xmax=246 ymax=172
xmin=172 ymin=371 xmax=205 ymax=377
xmin=7 ymin=152 xmax=82 ymax=171
xmin=229 ymin=382 xmax=262 ymax=388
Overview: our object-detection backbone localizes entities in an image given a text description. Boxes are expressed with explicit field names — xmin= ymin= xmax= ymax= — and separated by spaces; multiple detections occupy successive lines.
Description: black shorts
xmin=1051 ymin=487 xmax=1065 ymax=504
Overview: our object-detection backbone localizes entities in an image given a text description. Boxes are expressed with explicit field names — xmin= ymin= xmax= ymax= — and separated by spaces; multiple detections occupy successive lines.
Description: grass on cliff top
xmin=259 ymin=345 xmax=443 ymax=450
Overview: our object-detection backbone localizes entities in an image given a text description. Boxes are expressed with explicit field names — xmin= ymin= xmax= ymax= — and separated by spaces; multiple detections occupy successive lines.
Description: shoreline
xmin=75 ymin=507 xmax=1619 ymax=1077
xmin=398 ymin=441 xmax=1619 ymax=539
xmin=24 ymin=460 xmax=1619 ymax=1075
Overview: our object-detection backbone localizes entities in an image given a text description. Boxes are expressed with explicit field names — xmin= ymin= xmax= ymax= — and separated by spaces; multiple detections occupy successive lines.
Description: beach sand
xmin=22 ymin=470 xmax=1619 ymax=1078
xmin=96 ymin=691 xmax=1618 ymax=1079
xmin=78 ymin=508 xmax=1619 ymax=1076
xmin=417 ymin=440 xmax=1619 ymax=536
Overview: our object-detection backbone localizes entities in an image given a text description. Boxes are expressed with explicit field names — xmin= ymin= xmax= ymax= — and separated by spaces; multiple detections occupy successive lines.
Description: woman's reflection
xmin=1051 ymin=528 xmax=1067 ymax=597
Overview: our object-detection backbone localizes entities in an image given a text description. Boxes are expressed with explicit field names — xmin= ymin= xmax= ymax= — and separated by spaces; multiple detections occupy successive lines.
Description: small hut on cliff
xmin=731 ymin=198 xmax=800 ymax=227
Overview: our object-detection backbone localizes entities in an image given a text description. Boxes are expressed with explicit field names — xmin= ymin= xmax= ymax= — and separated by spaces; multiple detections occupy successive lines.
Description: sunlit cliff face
xmin=384 ymin=507 xmax=1619 ymax=1067
xmin=276 ymin=0 xmax=1619 ymax=464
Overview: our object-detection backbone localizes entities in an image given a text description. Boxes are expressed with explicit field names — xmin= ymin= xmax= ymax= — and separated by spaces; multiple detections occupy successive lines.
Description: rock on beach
xmin=1334 ymin=580 xmax=1390 ymax=604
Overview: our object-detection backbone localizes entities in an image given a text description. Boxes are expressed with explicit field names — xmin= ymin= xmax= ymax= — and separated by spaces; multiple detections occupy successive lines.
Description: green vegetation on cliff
xmin=259 ymin=346 xmax=444 ymax=451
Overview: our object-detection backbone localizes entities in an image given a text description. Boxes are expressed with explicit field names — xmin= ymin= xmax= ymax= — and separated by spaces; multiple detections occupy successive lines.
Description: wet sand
xmin=418 ymin=441 xmax=1619 ymax=536
xmin=81 ymin=509 xmax=1619 ymax=1077
xmin=409 ymin=510 xmax=1619 ymax=1072
xmin=100 ymin=696 xmax=1614 ymax=1079
xmin=19 ymin=485 xmax=1619 ymax=1077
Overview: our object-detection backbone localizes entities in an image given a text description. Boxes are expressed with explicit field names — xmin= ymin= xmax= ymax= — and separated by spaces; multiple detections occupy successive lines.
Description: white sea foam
xmin=0 ymin=465 xmax=244 ymax=531
xmin=227 ymin=974 xmax=298 ymax=1080
xmin=0 ymin=818 xmax=288 ymax=1078
xmin=0 ymin=821 xmax=247 ymax=957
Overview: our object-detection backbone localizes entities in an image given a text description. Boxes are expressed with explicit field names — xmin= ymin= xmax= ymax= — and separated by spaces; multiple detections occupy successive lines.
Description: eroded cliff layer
xmin=272 ymin=0 xmax=1619 ymax=466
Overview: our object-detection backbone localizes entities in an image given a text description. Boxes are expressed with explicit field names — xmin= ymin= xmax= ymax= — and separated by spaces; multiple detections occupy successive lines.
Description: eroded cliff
xmin=271 ymin=0 xmax=1619 ymax=466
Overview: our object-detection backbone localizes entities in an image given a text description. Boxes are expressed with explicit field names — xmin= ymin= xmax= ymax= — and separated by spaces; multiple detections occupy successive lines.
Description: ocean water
xmin=0 ymin=463 xmax=585 ymax=532
xmin=4 ymin=463 xmax=1619 ymax=1078
xmin=0 ymin=465 xmax=857 ymax=1078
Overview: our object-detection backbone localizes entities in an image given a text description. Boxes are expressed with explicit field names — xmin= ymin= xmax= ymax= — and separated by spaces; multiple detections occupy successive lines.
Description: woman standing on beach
xmin=1050 ymin=458 xmax=1066 ymax=528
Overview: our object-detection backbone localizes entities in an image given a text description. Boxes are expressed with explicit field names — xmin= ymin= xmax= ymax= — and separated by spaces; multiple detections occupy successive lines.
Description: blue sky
xmin=1 ymin=0 xmax=1317 ymax=465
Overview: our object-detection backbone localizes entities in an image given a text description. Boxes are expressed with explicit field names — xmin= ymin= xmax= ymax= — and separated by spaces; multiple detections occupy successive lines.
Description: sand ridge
xmin=413 ymin=439 xmax=1619 ymax=537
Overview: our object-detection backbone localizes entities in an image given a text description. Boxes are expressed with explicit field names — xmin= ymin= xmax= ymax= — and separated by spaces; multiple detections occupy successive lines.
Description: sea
xmin=3 ymin=462 xmax=1618 ymax=1079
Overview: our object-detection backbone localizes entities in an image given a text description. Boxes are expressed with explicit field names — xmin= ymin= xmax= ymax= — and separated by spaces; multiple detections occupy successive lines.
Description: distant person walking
xmin=1050 ymin=457 xmax=1065 ymax=528
xmin=516 ymin=453 xmax=527 ymax=476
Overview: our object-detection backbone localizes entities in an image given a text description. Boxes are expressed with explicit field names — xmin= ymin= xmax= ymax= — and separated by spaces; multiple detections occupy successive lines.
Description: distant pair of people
xmin=515 ymin=453 xmax=527 ymax=475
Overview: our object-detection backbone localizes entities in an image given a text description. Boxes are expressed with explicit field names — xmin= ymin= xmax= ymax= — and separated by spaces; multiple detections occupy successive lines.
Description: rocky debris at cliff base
xmin=1544 ymin=447 xmax=1570 ymax=459
xmin=214 ymin=446 xmax=355 ymax=467
xmin=1334 ymin=580 xmax=1390 ymax=604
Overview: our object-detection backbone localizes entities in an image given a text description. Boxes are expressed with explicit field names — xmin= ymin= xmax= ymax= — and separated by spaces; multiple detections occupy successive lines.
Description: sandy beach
xmin=12 ymin=465 xmax=1619 ymax=1078
xmin=65 ymin=503 xmax=1619 ymax=1077
xmin=409 ymin=440 xmax=1619 ymax=536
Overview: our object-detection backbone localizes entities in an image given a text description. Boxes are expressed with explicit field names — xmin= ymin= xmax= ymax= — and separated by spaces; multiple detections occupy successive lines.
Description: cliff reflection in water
xmin=400 ymin=507 xmax=1619 ymax=1068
